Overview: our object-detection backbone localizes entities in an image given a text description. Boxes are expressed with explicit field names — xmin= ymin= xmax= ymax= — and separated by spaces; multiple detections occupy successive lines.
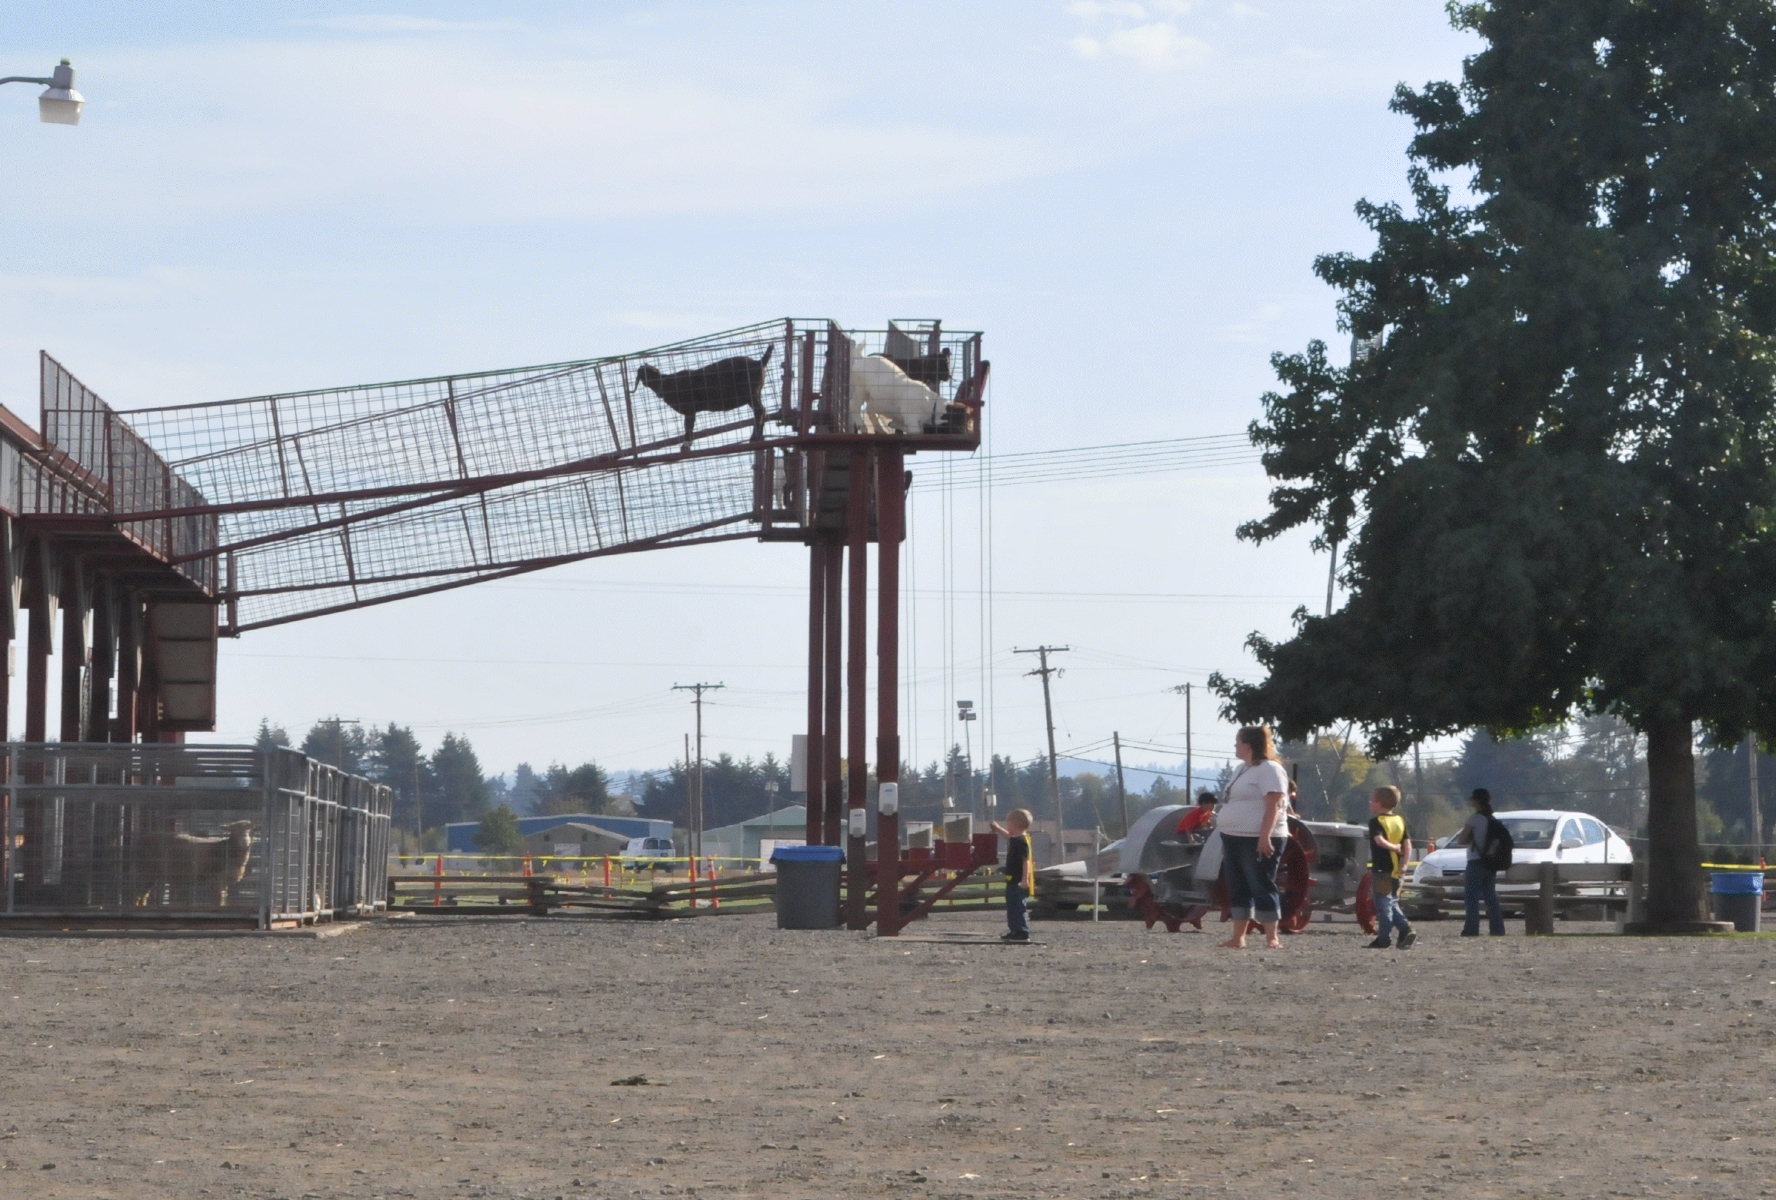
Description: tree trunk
xmin=1643 ymin=713 xmax=1706 ymax=928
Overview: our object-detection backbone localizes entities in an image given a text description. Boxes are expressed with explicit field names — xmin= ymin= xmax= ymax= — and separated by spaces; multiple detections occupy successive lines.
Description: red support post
xmin=805 ymin=539 xmax=826 ymax=845
xmin=822 ymin=533 xmax=844 ymax=849
xmin=845 ymin=450 xmax=871 ymax=930
xmin=874 ymin=448 xmax=904 ymax=935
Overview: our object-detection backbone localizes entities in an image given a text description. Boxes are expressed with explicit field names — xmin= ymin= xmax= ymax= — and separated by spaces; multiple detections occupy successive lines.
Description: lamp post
xmin=957 ymin=700 xmax=977 ymax=816
xmin=1 ymin=59 xmax=84 ymax=125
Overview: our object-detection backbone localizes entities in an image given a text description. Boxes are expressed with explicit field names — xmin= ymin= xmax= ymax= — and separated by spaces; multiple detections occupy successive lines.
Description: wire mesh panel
xmin=38 ymin=354 xmax=218 ymax=592
xmin=2 ymin=743 xmax=388 ymax=928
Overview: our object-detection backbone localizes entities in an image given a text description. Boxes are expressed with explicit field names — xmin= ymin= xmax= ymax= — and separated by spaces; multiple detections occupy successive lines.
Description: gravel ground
xmin=2 ymin=912 xmax=1774 ymax=1199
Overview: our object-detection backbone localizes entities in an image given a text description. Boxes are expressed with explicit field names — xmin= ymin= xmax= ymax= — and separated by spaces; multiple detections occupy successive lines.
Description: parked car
xmin=621 ymin=836 xmax=675 ymax=862
xmin=1408 ymin=810 xmax=1632 ymax=910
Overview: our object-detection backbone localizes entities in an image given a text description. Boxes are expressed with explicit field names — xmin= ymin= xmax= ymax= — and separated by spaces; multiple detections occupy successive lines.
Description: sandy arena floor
xmin=2 ymin=912 xmax=1774 ymax=1199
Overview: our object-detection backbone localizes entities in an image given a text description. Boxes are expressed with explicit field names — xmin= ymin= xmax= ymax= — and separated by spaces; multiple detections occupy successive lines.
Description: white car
xmin=1411 ymin=809 xmax=1632 ymax=892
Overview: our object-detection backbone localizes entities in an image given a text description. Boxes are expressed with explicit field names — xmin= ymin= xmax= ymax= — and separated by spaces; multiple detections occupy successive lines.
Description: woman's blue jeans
xmin=1463 ymin=862 xmax=1506 ymax=935
xmin=1221 ymin=834 xmax=1284 ymax=924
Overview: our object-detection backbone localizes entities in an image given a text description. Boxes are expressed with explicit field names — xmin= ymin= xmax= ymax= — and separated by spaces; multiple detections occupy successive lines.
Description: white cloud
xmin=1071 ymin=34 xmax=1104 ymax=58
xmin=1103 ymin=22 xmax=1211 ymax=69
xmin=1064 ymin=1 xmax=1149 ymax=19
xmin=310 ymin=15 xmax=527 ymax=34
xmin=20 ymin=37 xmax=1059 ymax=227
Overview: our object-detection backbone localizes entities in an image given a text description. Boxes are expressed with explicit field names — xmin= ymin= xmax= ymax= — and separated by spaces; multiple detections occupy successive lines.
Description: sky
xmin=0 ymin=2 xmax=1480 ymax=786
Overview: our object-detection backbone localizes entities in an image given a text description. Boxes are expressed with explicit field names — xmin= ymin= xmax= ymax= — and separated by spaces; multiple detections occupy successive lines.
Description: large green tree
xmin=1212 ymin=1 xmax=1776 ymax=927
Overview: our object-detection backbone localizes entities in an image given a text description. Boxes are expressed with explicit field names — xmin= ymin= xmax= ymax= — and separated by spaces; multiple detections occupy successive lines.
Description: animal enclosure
xmin=2 ymin=743 xmax=390 ymax=928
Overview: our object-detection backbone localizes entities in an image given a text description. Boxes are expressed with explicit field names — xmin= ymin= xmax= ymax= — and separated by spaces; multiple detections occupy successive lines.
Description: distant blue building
xmin=445 ymin=813 xmax=672 ymax=854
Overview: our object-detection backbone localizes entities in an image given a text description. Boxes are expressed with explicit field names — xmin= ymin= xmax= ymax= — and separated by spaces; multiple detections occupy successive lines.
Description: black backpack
xmin=1481 ymin=816 xmax=1514 ymax=872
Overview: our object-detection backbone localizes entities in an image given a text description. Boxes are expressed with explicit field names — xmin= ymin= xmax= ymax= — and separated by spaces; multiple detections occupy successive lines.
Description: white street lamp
xmin=1 ymin=59 xmax=83 ymax=126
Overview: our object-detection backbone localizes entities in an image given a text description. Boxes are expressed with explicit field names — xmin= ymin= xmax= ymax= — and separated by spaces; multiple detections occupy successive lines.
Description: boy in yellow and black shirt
xmin=990 ymin=808 xmax=1035 ymax=942
xmin=1365 ymin=786 xmax=1416 ymax=950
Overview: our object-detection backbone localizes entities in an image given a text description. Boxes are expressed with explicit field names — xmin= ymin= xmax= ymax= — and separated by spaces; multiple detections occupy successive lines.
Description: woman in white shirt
xmin=1216 ymin=725 xmax=1291 ymax=949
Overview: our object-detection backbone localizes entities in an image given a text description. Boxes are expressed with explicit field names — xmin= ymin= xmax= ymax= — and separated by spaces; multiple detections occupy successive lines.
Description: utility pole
xmin=1168 ymin=684 xmax=1194 ymax=799
xmin=1014 ymin=646 xmax=1069 ymax=864
xmin=673 ymin=682 xmax=725 ymax=860
xmin=1112 ymin=731 xmax=1130 ymax=839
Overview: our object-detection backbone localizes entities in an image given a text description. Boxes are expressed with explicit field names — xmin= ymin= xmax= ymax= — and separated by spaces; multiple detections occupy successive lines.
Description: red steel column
xmin=804 ymin=540 xmax=826 ymax=845
xmin=822 ymin=532 xmax=844 ymax=849
xmin=59 ymin=557 xmax=88 ymax=743
xmin=844 ymin=451 xmax=871 ymax=930
xmin=21 ymin=544 xmax=51 ymax=888
xmin=874 ymin=448 xmax=905 ymax=936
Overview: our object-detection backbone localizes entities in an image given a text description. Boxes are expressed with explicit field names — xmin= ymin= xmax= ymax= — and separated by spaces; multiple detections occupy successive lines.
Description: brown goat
xmin=134 ymin=820 xmax=254 ymax=909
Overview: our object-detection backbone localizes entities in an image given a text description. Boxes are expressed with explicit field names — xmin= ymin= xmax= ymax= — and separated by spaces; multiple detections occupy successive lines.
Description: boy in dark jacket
xmin=990 ymin=808 xmax=1035 ymax=942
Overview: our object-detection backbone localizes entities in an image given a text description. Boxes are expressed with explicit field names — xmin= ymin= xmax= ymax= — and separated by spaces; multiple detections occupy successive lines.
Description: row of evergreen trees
xmin=259 ymin=712 xmax=1773 ymax=853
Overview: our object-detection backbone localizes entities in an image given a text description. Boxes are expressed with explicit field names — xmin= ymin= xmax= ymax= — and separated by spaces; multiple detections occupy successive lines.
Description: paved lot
xmin=2 ymin=913 xmax=1774 ymax=1198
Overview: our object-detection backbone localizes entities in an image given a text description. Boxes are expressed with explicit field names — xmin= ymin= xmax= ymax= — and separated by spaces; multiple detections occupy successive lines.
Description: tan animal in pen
xmin=134 ymin=821 xmax=255 ymax=908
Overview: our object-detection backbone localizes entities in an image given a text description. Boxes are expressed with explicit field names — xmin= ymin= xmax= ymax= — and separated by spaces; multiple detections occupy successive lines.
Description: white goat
xmin=850 ymin=347 xmax=942 ymax=434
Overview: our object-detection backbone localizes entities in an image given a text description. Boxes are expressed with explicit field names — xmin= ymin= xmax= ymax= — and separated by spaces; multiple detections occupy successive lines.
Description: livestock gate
xmin=0 ymin=319 xmax=986 ymax=933
xmin=5 ymin=742 xmax=390 ymax=928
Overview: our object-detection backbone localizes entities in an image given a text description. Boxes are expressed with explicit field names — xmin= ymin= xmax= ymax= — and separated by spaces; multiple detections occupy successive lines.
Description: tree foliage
xmin=473 ymin=804 xmax=522 ymax=855
xmin=301 ymin=717 xmax=369 ymax=775
xmin=1212 ymin=0 xmax=1776 ymax=924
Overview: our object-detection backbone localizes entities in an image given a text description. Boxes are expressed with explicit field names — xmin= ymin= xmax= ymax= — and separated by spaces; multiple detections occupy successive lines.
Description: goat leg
xmin=751 ymin=400 xmax=765 ymax=442
xmin=683 ymin=411 xmax=696 ymax=451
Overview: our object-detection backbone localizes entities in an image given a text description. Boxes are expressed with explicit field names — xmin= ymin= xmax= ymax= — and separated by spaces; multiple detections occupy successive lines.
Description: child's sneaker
xmin=1363 ymin=936 xmax=1392 ymax=949
xmin=1396 ymin=930 xmax=1417 ymax=950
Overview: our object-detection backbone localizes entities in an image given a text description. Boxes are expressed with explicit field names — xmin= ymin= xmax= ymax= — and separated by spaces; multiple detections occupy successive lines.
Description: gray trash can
xmin=772 ymin=845 xmax=844 ymax=929
xmin=1710 ymin=871 xmax=1763 ymax=933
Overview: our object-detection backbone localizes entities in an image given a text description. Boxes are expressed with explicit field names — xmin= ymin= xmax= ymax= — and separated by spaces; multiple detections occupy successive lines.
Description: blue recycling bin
xmin=1710 ymin=872 xmax=1764 ymax=933
xmin=772 ymin=844 xmax=844 ymax=929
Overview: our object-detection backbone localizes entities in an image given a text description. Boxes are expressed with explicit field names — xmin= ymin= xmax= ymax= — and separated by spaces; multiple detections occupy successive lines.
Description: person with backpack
xmin=1450 ymin=787 xmax=1511 ymax=936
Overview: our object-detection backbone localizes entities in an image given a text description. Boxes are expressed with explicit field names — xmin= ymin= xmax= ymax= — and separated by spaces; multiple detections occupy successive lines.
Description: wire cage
xmin=1 ymin=743 xmax=390 ymax=928
xmin=103 ymin=319 xmax=984 ymax=631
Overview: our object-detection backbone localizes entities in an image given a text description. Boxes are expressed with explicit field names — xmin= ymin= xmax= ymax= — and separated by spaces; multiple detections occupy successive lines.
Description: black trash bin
xmin=772 ymin=844 xmax=844 ymax=929
xmin=1710 ymin=871 xmax=1763 ymax=933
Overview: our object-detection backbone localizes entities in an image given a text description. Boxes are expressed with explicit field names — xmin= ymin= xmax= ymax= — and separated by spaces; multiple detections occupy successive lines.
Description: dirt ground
xmin=3 ymin=912 xmax=1775 ymax=1200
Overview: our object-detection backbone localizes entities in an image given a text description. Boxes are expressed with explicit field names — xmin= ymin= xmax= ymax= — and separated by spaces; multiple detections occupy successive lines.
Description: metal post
xmin=805 ymin=540 xmax=826 ymax=845
xmin=1093 ymin=827 xmax=1101 ymax=922
xmin=1749 ymin=734 xmax=1762 ymax=866
xmin=845 ymin=450 xmax=870 ymax=930
xmin=875 ymin=447 xmax=903 ymax=936
xmin=24 ymin=546 xmax=50 ymax=742
xmin=59 ymin=557 xmax=88 ymax=743
xmin=822 ymin=534 xmax=844 ymax=848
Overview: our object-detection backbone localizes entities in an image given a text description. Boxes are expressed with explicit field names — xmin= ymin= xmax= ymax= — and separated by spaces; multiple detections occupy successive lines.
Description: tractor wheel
xmin=1278 ymin=832 xmax=1314 ymax=932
